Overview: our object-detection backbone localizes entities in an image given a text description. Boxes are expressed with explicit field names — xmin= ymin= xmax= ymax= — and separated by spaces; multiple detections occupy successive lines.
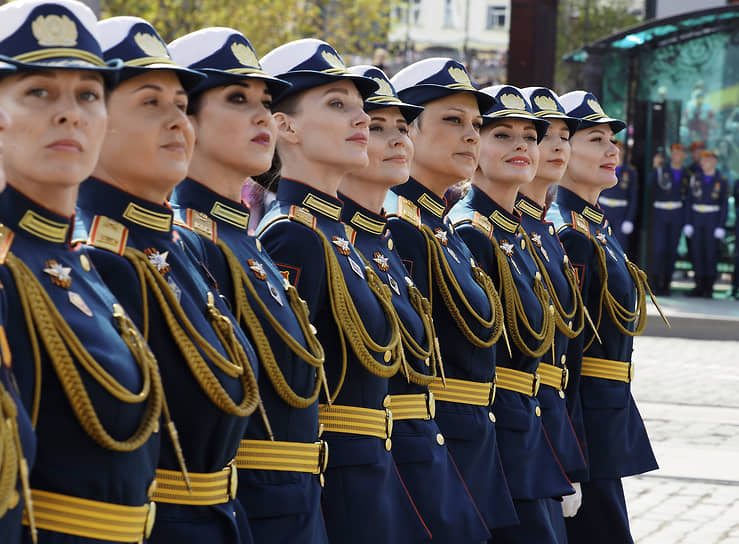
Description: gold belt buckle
xmin=228 ymin=463 xmax=239 ymax=500
xmin=561 ymin=366 xmax=569 ymax=390
xmin=532 ymin=372 xmax=541 ymax=396
xmin=426 ymin=392 xmax=436 ymax=420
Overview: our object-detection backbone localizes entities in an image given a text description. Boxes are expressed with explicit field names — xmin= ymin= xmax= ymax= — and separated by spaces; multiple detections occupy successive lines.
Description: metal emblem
xmin=331 ymin=236 xmax=351 ymax=256
xmin=446 ymin=247 xmax=460 ymax=264
xmin=531 ymin=232 xmax=549 ymax=262
xmin=145 ymin=248 xmax=170 ymax=275
xmin=434 ymin=228 xmax=448 ymax=246
xmin=387 ymin=273 xmax=400 ymax=296
xmin=372 ymin=252 xmax=390 ymax=272
xmin=247 ymin=258 xmax=267 ymax=280
xmin=348 ymin=257 xmax=364 ymax=279
xmin=267 ymin=282 xmax=283 ymax=306
xmin=68 ymin=291 xmax=92 ymax=317
xmin=44 ymin=260 xmax=72 ymax=289
xmin=499 ymin=240 xmax=521 ymax=274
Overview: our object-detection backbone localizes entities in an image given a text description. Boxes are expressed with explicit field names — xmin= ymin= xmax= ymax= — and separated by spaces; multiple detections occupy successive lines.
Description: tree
xmin=100 ymin=0 xmax=391 ymax=58
xmin=555 ymin=0 xmax=642 ymax=91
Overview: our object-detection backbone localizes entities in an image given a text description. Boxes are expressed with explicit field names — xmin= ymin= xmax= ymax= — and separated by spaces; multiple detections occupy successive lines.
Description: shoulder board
xmin=182 ymin=209 xmax=218 ymax=243
xmin=396 ymin=196 xmax=421 ymax=228
xmin=0 ymin=224 xmax=15 ymax=265
xmin=471 ymin=211 xmax=494 ymax=239
xmin=570 ymin=212 xmax=590 ymax=235
xmin=87 ymin=215 xmax=129 ymax=256
xmin=288 ymin=205 xmax=317 ymax=230
xmin=344 ymin=224 xmax=357 ymax=244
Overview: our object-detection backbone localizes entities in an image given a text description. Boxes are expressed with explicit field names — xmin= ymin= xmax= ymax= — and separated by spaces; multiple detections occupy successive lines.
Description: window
xmin=486 ymin=5 xmax=507 ymax=29
xmin=443 ymin=0 xmax=454 ymax=28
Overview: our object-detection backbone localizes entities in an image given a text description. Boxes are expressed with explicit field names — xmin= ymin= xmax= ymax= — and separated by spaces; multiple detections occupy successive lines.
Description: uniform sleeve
xmin=386 ymin=218 xmax=431 ymax=299
xmin=258 ymin=220 xmax=327 ymax=319
xmin=455 ymin=224 xmax=498 ymax=284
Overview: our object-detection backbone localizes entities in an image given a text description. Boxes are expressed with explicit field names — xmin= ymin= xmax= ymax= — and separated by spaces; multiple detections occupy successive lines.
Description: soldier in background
xmin=597 ymin=141 xmax=638 ymax=250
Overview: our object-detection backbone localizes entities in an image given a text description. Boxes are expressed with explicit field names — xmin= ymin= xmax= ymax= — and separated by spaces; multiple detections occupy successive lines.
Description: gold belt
xmin=22 ymin=488 xmax=155 ymax=542
xmin=319 ymin=404 xmax=393 ymax=450
xmin=235 ymin=439 xmax=328 ymax=475
xmin=496 ymin=366 xmax=540 ymax=397
xmin=581 ymin=357 xmax=633 ymax=383
xmin=428 ymin=376 xmax=495 ymax=406
xmin=152 ymin=464 xmax=238 ymax=506
xmin=387 ymin=393 xmax=435 ymax=420
xmin=536 ymin=362 xmax=569 ymax=391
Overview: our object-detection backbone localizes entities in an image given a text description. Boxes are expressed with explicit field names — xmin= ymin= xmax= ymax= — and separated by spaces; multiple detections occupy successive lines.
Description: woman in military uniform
xmin=338 ymin=65 xmax=491 ymax=543
xmin=545 ymin=91 xmax=661 ymax=544
xmin=385 ymin=58 xmax=519 ymax=535
xmin=73 ymin=17 xmax=261 ymax=544
xmin=0 ymin=2 xmax=165 ymax=542
xmin=516 ymin=87 xmax=589 ymax=540
xmin=166 ymin=28 xmax=330 ymax=543
xmin=257 ymin=39 xmax=431 ymax=544
xmin=0 ymin=59 xmax=38 ymax=544
xmin=448 ymin=85 xmax=573 ymax=543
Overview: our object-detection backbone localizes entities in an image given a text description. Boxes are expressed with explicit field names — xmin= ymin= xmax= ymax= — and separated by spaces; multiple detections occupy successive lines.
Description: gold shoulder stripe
xmin=0 ymin=224 xmax=15 ymax=265
xmin=210 ymin=201 xmax=249 ymax=230
xmin=489 ymin=210 xmax=518 ymax=234
xmin=515 ymin=198 xmax=543 ymax=220
xmin=397 ymin=196 xmax=421 ymax=228
xmin=288 ymin=206 xmax=317 ymax=230
xmin=471 ymin=211 xmax=493 ymax=239
xmin=18 ymin=210 xmax=69 ymax=243
xmin=417 ymin=193 xmax=445 ymax=218
xmin=87 ymin=215 xmax=129 ymax=255
xmin=302 ymin=194 xmax=341 ymax=221
xmin=349 ymin=211 xmax=385 ymax=235
xmin=344 ymin=224 xmax=357 ymax=244
xmin=571 ymin=212 xmax=590 ymax=235
xmin=581 ymin=206 xmax=604 ymax=224
xmin=122 ymin=203 xmax=172 ymax=232
xmin=185 ymin=209 xmax=218 ymax=242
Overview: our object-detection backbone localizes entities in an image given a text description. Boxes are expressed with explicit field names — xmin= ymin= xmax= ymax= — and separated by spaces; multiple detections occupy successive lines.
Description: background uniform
xmin=598 ymin=164 xmax=638 ymax=250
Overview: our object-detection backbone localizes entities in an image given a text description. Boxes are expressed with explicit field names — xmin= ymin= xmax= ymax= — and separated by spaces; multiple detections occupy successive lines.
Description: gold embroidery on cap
xmin=372 ymin=77 xmax=394 ymax=97
xmin=231 ymin=42 xmax=259 ymax=68
xmin=32 ymin=14 xmax=78 ymax=47
xmin=499 ymin=93 xmax=526 ymax=111
xmin=447 ymin=66 xmax=474 ymax=89
xmin=134 ymin=33 xmax=168 ymax=58
xmin=321 ymin=50 xmax=345 ymax=69
xmin=587 ymin=99 xmax=604 ymax=115
xmin=534 ymin=95 xmax=557 ymax=111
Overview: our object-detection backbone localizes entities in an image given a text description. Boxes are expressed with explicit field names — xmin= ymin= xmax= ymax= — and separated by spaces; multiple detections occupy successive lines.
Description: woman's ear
xmin=273 ymin=112 xmax=299 ymax=145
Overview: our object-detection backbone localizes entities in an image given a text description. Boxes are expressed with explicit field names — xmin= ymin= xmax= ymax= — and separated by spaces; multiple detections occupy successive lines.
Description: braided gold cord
xmin=217 ymin=240 xmax=325 ymax=408
xmin=522 ymin=231 xmax=584 ymax=339
xmin=5 ymin=254 xmax=162 ymax=452
xmin=421 ymin=225 xmax=503 ymax=348
xmin=492 ymin=238 xmax=555 ymax=358
xmin=124 ymin=248 xmax=259 ymax=417
xmin=0 ymin=384 xmax=19 ymax=517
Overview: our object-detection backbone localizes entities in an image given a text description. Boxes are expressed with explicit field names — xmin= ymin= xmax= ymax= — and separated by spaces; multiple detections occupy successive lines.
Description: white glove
xmin=561 ymin=482 xmax=582 ymax=518
xmin=621 ymin=221 xmax=634 ymax=235
xmin=683 ymin=224 xmax=694 ymax=238
xmin=714 ymin=227 xmax=726 ymax=239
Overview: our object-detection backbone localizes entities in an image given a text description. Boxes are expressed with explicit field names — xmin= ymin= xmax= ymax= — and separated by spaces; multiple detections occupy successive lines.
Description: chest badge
xmin=68 ymin=291 xmax=93 ymax=317
xmin=145 ymin=248 xmax=170 ymax=275
xmin=332 ymin=236 xmax=352 ymax=256
xmin=373 ymin=252 xmax=390 ymax=272
xmin=434 ymin=228 xmax=448 ymax=246
xmin=267 ymin=281 xmax=283 ymax=306
xmin=247 ymin=259 xmax=267 ymax=280
xmin=44 ymin=260 xmax=72 ymax=289
xmin=348 ymin=256 xmax=365 ymax=279
xmin=595 ymin=230 xmax=618 ymax=261
xmin=499 ymin=240 xmax=521 ymax=275
xmin=446 ymin=246 xmax=460 ymax=264
xmin=530 ymin=232 xmax=549 ymax=262
xmin=387 ymin=273 xmax=400 ymax=296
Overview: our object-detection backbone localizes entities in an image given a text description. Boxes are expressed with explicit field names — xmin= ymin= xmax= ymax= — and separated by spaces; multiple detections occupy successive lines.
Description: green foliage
xmin=555 ymin=0 xmax=642 ymax=91
xmin=100 ymin=0 xmax=391 ymax=57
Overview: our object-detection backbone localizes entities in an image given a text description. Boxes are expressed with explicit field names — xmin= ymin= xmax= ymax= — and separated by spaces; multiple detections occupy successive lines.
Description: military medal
xmin=167 ymin=277 xmax=182 ymax=302
xmin=247 ymin=259 xmax=267 ymax=280
xmin=267 ymin=281 xmax=283 ymax=306
xmin=348 ymin=257 xmax=364 ymax=279
xmin=434 ymin=228 xmax=448 ymax=246
xmin=332 ymin=236 xmax=351 ymax=256
xmin=373 ymin=252 xmax=390 ymax=272
xmin=387 ymin=273 xmax=400 ymax=296
xmin=68 ymin=291 xmax=93 ymax=317
xmin=145 ymin=248 xmax=170 ymax=275
xmin=499 ymin=240 xmax=521 ymax=274
xmin=446 ymin=246 xmax=460 ymax=264
xmin=530 ymin=232 xmax=549 ymax=262
xmin=595 ymin=230 xmax=618 ymax=261
xmin=44 ymin=260 xmax=72 ymax=289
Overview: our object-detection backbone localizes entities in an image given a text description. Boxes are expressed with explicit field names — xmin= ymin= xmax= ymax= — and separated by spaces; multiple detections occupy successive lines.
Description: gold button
xmin=383 ymin=351 xmax=392 ymax=362
xmin=80 ymin=254 xmax=91 ymax=271
xmin=388 ymin=238 xmax=394 ymax=250
xmin=436 ymin=433 xmax=445 ymax=445
xmin=385 ymin=438 xmax=392 ymax=451
xmin=383 ymin=395 xmax=392 ymax=408
xmin=147 ymin=479 xmax=158 ymax=498
xmin=144 ymin=501 xmax=157 ymax=538
xmin=535 ymin=406 xmax=542 ymax=417
xmin=560 ymin=354 xmax=567 ymax=365
xmin=549 ymin=225 xmax=555 ymax=235
xmin=256 ymin=239 xmax=262 ymax=252
xmin=607 ymin=226 xmax=612 ymax=235
xmin=520 ymin=239 xmax=526 ymax=250
xmin=488 ymin=411 xmax=496 ymax=423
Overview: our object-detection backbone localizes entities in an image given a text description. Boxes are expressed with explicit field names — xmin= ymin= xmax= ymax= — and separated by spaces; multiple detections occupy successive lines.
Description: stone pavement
xmin=622 ymin=326 xmax=739 ymax=543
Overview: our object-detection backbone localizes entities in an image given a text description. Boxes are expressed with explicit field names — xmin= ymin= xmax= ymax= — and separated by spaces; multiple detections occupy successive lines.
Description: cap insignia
xmin=231 ymin=42 xmax=258 ymax=68
xmin=134 ymin=32 xmax=168 ymax=58
xmin=587 ymin=98 xmax=604 ymax=115
xmin=500 ymin=93 xmax=526 ymax=111
xmin=32 ymin=14 xmax=78 ymax=47
xmin=447 ymin=66 xmax=473 ymax=89
xmin=534 ymin=95 xmax=557 ymax=111
xmin=372 ymin=77 xmax=394 ymax=97
xmin=321 ymin=50 xmax=345 ymax=69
